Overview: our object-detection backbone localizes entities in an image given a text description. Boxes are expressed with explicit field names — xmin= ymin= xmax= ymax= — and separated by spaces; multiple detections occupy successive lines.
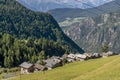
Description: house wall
xmin=20 ymin=66 xmax=34 ymax=74
xmin=47 ymin=67 xmax=52 ymax=70
xmin=21 ymin=68 xmax=29 ymax=74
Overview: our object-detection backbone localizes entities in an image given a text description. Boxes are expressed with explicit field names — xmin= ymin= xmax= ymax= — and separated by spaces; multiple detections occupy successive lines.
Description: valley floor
xmin=10 ymin=55 xmax=120 ymax=80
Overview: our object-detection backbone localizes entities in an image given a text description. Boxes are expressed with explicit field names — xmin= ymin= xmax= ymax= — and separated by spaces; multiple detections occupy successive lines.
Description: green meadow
xmin=10 ymin=55 xmax=120 ymax=80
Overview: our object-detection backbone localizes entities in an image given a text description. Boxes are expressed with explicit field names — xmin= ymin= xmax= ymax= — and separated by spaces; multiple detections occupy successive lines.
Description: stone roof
xmin=45 ymin=59 xmax=56 ymax=68
xmin=67 ymin=54 xmax=76 ymax=59
xmin=62 ymin=54 xmax=68 ymax=58
xmin=19 ymin=62 xmax=33 ymax=69
xmin=75 ymin=54 xmax=87 ymax=59
xmin=45 ymin=58 xmax=61 ymax=68
xmin=34 ymin=64 xmax=45 ymax=70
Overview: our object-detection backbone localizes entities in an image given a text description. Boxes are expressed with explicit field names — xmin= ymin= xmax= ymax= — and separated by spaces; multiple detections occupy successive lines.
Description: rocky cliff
xmin=60 ymin=12 xmax=120 ymax=53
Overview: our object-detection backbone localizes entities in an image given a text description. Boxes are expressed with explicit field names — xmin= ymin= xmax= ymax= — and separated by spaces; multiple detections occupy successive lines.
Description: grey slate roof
xmin=45 ymin=58 xmax=61 ymax=68
xmin=19 ymin=62 xmax=33 ymax=69
xmin=45 ymin=59 xmax=56 ymax=68
xmin=34 ymin=64 xmax=45 ymax=70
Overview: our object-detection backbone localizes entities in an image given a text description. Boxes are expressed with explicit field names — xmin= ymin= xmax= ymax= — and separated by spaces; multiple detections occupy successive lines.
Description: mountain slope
xmin=49 ymin=0 xmax=120 ymax=22
xmin=60 ymin=10 xmax=120 ymax=53
xmin=17 ymin=0 xmax=113 ymax=12
xmin=49 ymin=0 xmax=120 ymax=53
xmin=0 ymin=0 xmax=84 ymax=53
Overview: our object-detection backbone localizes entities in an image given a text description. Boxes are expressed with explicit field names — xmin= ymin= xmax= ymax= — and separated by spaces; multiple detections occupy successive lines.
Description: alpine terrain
xmin=59 ymin=0 xmax=120 ymax=52
xmin=17 ymin=0 xmax=113 ymax=12
xmin=0 ymin=0 xmax=84 ymax=68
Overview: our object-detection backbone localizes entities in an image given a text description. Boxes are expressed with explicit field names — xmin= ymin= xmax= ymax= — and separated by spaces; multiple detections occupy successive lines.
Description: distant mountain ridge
xmin=59 ymin=4 xmax=120 ymax=53
xmin=49 ymin=0 xmax=120 ymax=22
xmin=17 ymin=0 xmax=113 ymax=12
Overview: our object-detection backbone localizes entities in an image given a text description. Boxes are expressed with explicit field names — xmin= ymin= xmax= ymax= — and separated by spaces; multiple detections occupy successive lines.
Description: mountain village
xmin=19 ymin=51 xmax=117 ymax=74
xmin=0 ymin=0 xmax=120 ymax=80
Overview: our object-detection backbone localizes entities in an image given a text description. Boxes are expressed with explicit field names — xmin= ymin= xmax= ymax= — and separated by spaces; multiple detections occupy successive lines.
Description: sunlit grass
xmin=10 ymin=56 xmax=120 ymax=80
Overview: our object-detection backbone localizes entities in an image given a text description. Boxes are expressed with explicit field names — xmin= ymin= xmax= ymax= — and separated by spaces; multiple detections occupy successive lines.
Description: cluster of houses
xmin=19 ymin=56 xmax=63 ymax=74
xmin=19 ymin=51 xmax=117 ymax=74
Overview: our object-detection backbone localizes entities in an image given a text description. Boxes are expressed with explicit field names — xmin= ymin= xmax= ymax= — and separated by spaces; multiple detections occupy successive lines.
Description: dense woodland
xmin=0 ymin=33 xmax=69 ymax=68
xmin=0 ymin=0 xmax=84 ymax=68
xmin=0 ymin=0 xmax=84 ymax=53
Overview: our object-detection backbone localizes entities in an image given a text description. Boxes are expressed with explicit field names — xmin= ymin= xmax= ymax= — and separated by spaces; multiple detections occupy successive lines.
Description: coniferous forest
xmin=0 ymin=33 xmax=68 ymax=68
xmin=0 ymin=0 xmax=84 ymax=68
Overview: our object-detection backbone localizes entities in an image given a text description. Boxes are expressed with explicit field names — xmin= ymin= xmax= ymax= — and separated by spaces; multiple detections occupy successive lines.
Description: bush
xmin=62 ymin=58 xmax=68 ymax=65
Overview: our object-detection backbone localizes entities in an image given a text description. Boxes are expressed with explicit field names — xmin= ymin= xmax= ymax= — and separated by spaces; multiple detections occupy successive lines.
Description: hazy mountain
xmin=59 ymin=8 xmax=120 ymax=53
xmin=17 ymin=0 xmax=113 ymax=12
xmin=49 ymin=0 xmax=120 ymax=22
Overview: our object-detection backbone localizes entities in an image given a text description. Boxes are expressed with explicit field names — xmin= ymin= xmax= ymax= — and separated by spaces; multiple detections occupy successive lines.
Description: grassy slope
xmin=0 ymin=73 xmax=3 ymax=80
xmin=59 ymin=17 xmax=85 ymax=27
xmin=10 ymin=56 xmax=120 ymax=80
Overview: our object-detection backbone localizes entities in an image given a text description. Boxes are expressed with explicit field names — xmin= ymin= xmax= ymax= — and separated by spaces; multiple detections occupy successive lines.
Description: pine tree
xmin=101 ymin=43 xmax=109 ymax=53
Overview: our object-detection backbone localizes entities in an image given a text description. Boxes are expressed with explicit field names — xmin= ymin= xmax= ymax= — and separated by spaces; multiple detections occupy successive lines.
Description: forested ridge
xmin=0 ymin=0 xmax=84 ymax=67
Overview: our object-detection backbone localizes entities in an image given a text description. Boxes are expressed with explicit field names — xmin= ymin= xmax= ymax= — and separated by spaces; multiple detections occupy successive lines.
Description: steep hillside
xmin=49 ymin=0 xmax=120 ymax=22
xmin=10 ymin=56 xmax=120 ymax=80
xmin=60 ymin=11 xmax=120 ymax=52
xmin=0 ymin=0 xmax=84 ymax=54
xmin=0 ymin=33 xmax=70 ymax=67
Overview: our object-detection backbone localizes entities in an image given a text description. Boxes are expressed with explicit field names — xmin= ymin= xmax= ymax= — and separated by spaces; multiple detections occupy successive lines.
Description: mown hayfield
xmin=10 ymin=55 xmax=120 ymax=80
xmin=0 ymin=74 xmax=3 ymax=80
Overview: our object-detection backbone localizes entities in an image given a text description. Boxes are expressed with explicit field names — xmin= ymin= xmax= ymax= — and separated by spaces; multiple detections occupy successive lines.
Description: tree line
xmin=0 ymin=33 xmax=69 ymax=68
